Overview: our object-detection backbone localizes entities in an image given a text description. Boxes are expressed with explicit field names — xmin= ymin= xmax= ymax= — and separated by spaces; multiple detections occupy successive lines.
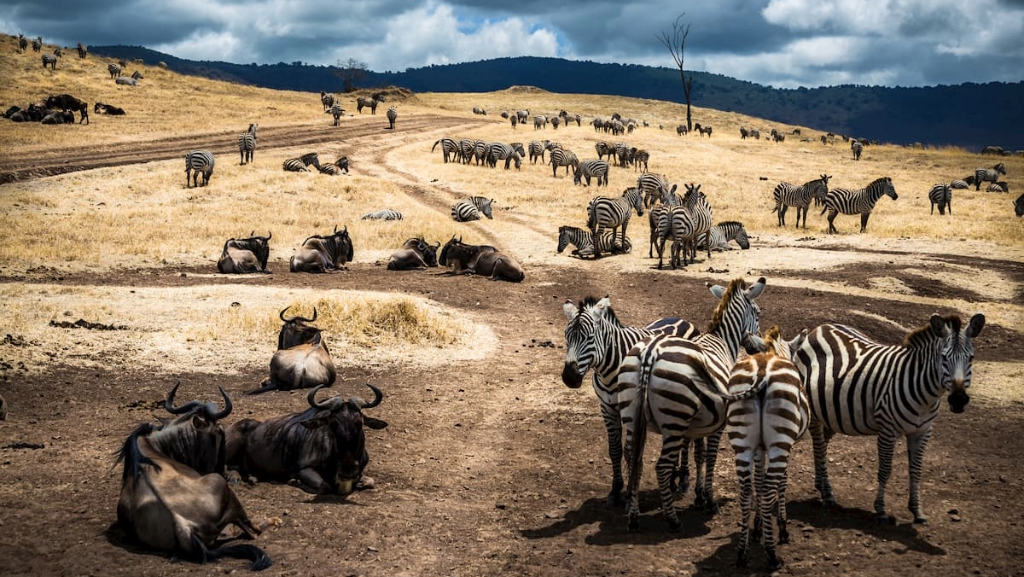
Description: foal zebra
xmin=237 ymin=123 xmax=257 ymax=165
xmin=574 ymin=159 xmax=610 ymax=187
xmin=821 ymin=176 xmax=897 ymax=233
xmin=928 ymin=183 xmax=952 ymax=215
xmin=557 ymin=226 xmax=632 ymax=258
xmin=793 ymin=313 xmax=985 ymax=524
xmin=561 ymin=296 xmax=699 ymax=506
xmin=586 ymin=187 xmax=644 ymax=258
xmin=620 ymin=277 xmax=767 ymax=532
xmin=549 ymin=147 xmax=579 ymax=177
xmin=772 ymin=174 xmax=831 ymax=228
xmin=451 ymin=196 xmax=493 ymax=222
xmin=974 ymin=163 xmax=1006 ymax=190
xmin=432 ymin=138 xmax=460 ymax=163
xmin=184 ymin=151 xmax=215 ymax=188
xmin=283 ymin=152 xmax=320 ymax=172
xmin=696 ymin=221 xmax=750 ymax=252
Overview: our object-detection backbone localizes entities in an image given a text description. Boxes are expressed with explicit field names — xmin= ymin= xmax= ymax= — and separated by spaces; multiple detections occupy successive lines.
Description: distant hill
xmin=91 ymin=46 xmax=1023 ymax=152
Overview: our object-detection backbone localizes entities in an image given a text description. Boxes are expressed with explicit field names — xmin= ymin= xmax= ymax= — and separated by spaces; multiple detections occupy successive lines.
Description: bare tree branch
xmin=333 ymin=58 xmax=367 ymax=93
xmin=657 ymin=13 xmax=695 ymax=131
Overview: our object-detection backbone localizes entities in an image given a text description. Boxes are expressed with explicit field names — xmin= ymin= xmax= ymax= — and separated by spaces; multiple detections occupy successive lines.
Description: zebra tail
xmin=431 ymin=140 xmax=440 ymax=152
xmin=720 ymin=372 xmax=769 ymax=403
xmin=625 ymin=344 xmax=655 ymax=504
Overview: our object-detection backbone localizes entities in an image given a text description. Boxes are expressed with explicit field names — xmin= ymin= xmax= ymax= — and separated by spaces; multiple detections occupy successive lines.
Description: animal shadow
xmin=785 ymin=498 xmax=946 ymax=555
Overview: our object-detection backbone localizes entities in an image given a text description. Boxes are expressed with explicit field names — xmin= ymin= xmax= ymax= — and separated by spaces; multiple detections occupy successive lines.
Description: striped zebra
xmin=949 ymin=179 xmax=969 ymax=190
xmin=385 ymin=106 xmax=397 ymax=129
xmin=237 ymin=123 xmax=257 ymax=165
xmin=586 ymin=187 xmax=644 ymax=258
xmin=320 ymin=91 xmax=334 ymax=111
xmin=528 ymin=140 xmax=549 ymax=164
xmin=613 ymin=142 xmax=630 ymax=167
xmin=549 ymin=147 xmax=579 ymax=177
xmin=432 ymin=137 xmax=461 ymax=163
xmin=987 ymin=181 xmax=1009 ymax=193
xmin=471 ymin=140 xmax=489 ymax=166
xmin=551 ymin=116 xmax=561 ymax=129
xmin=557 ymin=226 xmax=632 ymax=258
xmin=318 ymin=156 xmax=349 ymax=175
xmin=637 ymin=173 xmax=671 ymax=208
xmin=18 ymin=34 xmax=27 ymax=53
xmin=32 ymin=36 xmax=41 ymax=52
xmin=821 ymin=176 xmax=898 ymax=233
xmin=561 ymin=296 xmax=700 ymax=506
xmin=574 ymin=159 xmax=610 ymax=187
xmin=851 ymin=140 xmax=863 ymax=161
xmin=41 ymin=53 xmax=57 ymax=70
xmin=356 ymin=96 xmax=379 ymax=114
xmin=108 ymin=63 xmax=121 ymax=78
xmin=516 ymin=109 xmax=530 ymax=124
xmin=620 ymin=277 xmax=767 ymax=531
xmin=696 ymin=221 xmax=750 ymax=252
xmin=533 ymin=115 xmax=547 ymax=129
xmin=928 ymin=183 xmax=952 ymax=215
xmin=327 ymin=103 xmax=345 ymax=126
xmin=728 ymin=326 xmax=810 ymax=570
xmin=974 ymin=163 xmax=1006 ymax=190
xmin=184 ymin=150 xmax=215 ymax=188
xmin=283 ymin=152 xmax=320 ymax=172
xmin=361 ymin=209 xmax=403 ymax=221
xmin=595 ymin=141 xmax=613 ymax=161
xmin=657 ymin=183 xmax=713 ymax=269
xmin=793 ymin=313 xmax=986 ymax=524
xmin=772 ymin=174 xmax=831 ymax=228
xmin=451 ymin=196 xmax=493 ymax=222
xmin=458 ymin=139 xmax=476 ymax=164
xmin=486 ymin=142 xmax=525 ymax=169
xmin=632 ymin=149 xmax=650 ymax=172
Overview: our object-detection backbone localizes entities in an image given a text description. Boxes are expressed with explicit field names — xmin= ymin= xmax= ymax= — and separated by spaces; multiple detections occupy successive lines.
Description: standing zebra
xmin=327 ymin=103 xmax=345 ymax=126
xmin=486 ymin=142 xmax=525 ymax=169
xmin=41 ymin=53 xmax=57 ymax=70
xmin=974 ymin=162 xmax=1006 ymax=190
xmin=528 ymin=140 xmax=549 ymax=164
xmin=851 ymin=140 xmax=863 ymax=161
xmin=451 ymin=196 xmax=493 ymax=222
xmin=793 ymin=313 xmax=985 ymax=524
xmin=928 ymin=183 xmax=952 ymax=215
xmin=595 ymin=141 xmax=613 ymax=161
xmin=282 ymin=152 xmax=320 ymax=172
xmin=620 ymin=277 xmax=767 ymax=532
xmin=657 ymin=183 xmax=713 ymax=269
xmin=821 ymin=176 xmax=897 ymax=233
xmin=561 ymin=296 xmax=699 ymax=506
xmin=18 ymin=34 xmax=27 ymax=53
xmin=108 ymin=63 xmax=121 ymax=79
xmin=237 ymin=123 xmax=257 ymax=165
xmin=772 ymin=174 xmax=831 ymax=228
xmin=557 ymin=226 xmax=632 ymax=258
xmin=385 ymin=106 xmax=397 ymax=129
xmin=320 ymin=91 xmax=334 ymax=112
xmin=432 ymin=138 xmax=461 ymax=163
xmin=637 ymin=172 xmax=671 ymax=208
xmin=586 ymin=187 xmax=644 ymax=258
xmin=533 ymin=115 xmax=547 ymax=130
xmin=457 ymin=139 xmax=476 ymax=164
xmin=184 ymin=150 xmax=215 ymax=188
xmin=77 ymin=42 xmax=87 ymax=58
xmin=549 ymin=147 xmax=579 ymax=177
xmin=632 ymin=149 xmax=650 ymax=172
xmin=32 ymin=36 xmax=41 ymax=52
xmin=696 ymin=221 xmax=750 ymax=252
xmin=574 ymin=159 xmax=610 ymax=187
xmin=356 ymin=96 xmax=379 ymax=114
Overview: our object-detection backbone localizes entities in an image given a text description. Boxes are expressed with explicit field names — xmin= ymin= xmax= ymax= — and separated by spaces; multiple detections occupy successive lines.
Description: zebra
xmin=987 ymin=181 xmax=1009 ymax=193
xmin=385 ymin=106 xmax=397 ymax=129
xmin=457 ymin=139 xmax=476 ymax=164
xmin=632 ymin=150 xmax=650 ymax=172
xmin=793 ymin=313 xmax=985 ymax=525
xmin=637 ymin=172 xmax=671 ymax=208
xmin=471 ymin=106 xmax=486 ymax=115
xmin=533 ymin=115 xmax=547 ymax=129
xmin=18 ymin=34 xmax=27 ymax=53
xmin=282 ymin=152 xmax=320 ymax=172
xmin=696 ymin=221 xmax=750 ymax=252
xmin=471 ymin=140 xmax=489 ymax=166
xmin=131 ymin=70 xmax=143 ymax=81
xmin=772 ymin=174 xmax=831 ymax=228
xmin=928 ymin=183 xmax=952 ymax=215
xmin=851 ymin=140 xmax=863 ymax=160
xmin=561 ymin=295 xmax=700 ymax=506
xmin=432 ymin=138 xmax=461 ymax=163
xmin=510 ymin=115 xmax=518 ymax=129
xmin=516 ymin=109 xmax=530 ymax=124
xmin=528 ymin=140 xmax=549 ymax=164
xmin=676 ymin=124 xmax=687 ymax=136
xmin=237 ymin=123 xmax=258 ymax=165
xmin=586 ymin=187 xmax=644 ymax=258
xmin=76 ymin=42 xmax=87 ymax=58
xmin=32 ymin=36 xmax=41 ymax=52
xmin=326 ymin=103 xmax=345 ymax=126
xmin=549 ymin=147 xmax=579 ymax=177
xmin=320 ymin=91 xmax=334 ymax=112
xmin=740 ymin=127 xmax=750 ymax=139
xmin=594 ymin=141 xmax=613 ymax=161
xmin=949 ymin=179 xmax=969 ymax=189
xmin=451 ymin=196 xmax=493 ymax=222
xmin=487 ymin=142 xmax=525 ymax=170
xmin=361 ymin=209 xmax=403 ymax=221
xmin=821 ymin=176 xmax=898 ymax=233
xmin=657 ymin=183 xmax=713 ymax=269
xmin=108 ymin=63 xmax=121 ymax=79
xmin=613 ymin=142 xmax=630 ymax=167
xmin=974 ymin=163 xmax=1006 ymax=190
xmin=184 ymin=150 xmax=215 ymax=188
xmin=574 ymin=159 xmax=610 ymax=187
xmin=749 ymin=129 xmax=760 ymax=140
xmin=356 ymin=96 xmax=379 ymax=114
xmin=318 ymin=156 xmax=349 ymax=175
xmin=41 ymin=53 xmax=57 ymax=71
xmin=551 ymin=116 xmax=561 ymax=129
xmin=728 ymin=326 xmax=810 ymax=570
xmin=620 ymin=276 xmax=767 ymax=532
xmin=556 ymin=225 xmax=632 ymax=258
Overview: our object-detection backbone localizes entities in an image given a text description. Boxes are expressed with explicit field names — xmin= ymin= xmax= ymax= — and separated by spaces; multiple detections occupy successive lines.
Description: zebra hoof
xmin=704 ymin=501 xmax=720 ymax=515
xmin=667 ymin=518 xmax=682 ymax=533
xmin=607 ymin=491 xmax=623 ymax=508
xmin=822 ymin=497 xmax=837 ymax=509
xmin=767 ymin=554 xmax=783 ymax=571
xmin=627 ymin=517 xmax=641 ymax=533
xmin=874 ymin=514 xmax=896 ymax=526
xmin=913 ymin=516 xmax=928 ymax=525
xmin=735 ymin=553 xmax=748 ymax=568
xmin=778 ymin=528 xmax=790 ymax=544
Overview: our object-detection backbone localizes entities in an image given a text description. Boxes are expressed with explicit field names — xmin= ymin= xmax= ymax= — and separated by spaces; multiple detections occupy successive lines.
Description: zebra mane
xmin=716 ymin=220 xmax=743 ymax=228
xmin=903 ymin=314 xmax=961 ymax=347
xmin=762 ymin=325 xmax=782 ymax=349
xmin=708 ymin=277 xmax=748 ymax=333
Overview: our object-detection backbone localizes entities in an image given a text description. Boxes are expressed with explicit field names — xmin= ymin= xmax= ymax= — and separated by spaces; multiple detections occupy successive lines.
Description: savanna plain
xmin=1 ymin=34 xmax=1023 ymax=577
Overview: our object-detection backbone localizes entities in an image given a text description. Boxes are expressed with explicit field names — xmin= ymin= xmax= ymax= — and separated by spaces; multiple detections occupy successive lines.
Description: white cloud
xmin=154 ymin=30 xmax=245 ymax=63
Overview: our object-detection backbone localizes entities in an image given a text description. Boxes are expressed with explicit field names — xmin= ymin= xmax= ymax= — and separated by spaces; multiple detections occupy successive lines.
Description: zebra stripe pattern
xmin=451 ymin=196 xmax=493 ymax=222
xmin=108 ymin=63 xmax=121 ymax=78
xmin=458 ymin=139 xmax=476 ymax=164
xmin=974 ymin=163 xmax=1006 ymax=190
xmin=696 ymin=221 xmax=750 ymax=252
xmin=821 ymin=176 xmax=897 ymax=233
xmin=772 ymin=174 xmax=831 ymax=228
xmin=793 ymin=313 xmax=985 ymax=524
xmin=657 ymin=183 xmax=713 ymax=269
xmin=586 ymin=187 xmax=644 ymax=258
xmin=561 ymin=296 xmax=699 ymax=506
xmin=42 ymin=53 xmax=57 ymax=70
xmin=549 ymin=147 xmax=579 ymax=177
xmin=528 ymin=140 xmax=549 ymax=164
xmin=637 ymin=173 xmax=671 ymax=208
xmin=283 ymin=152 xmax=320 ymax=172
xmin=487 ymin=142 xmax=525 ymax=169
xmin=949 ymin=179 xmax=969 ymax=190
xmin=318 ymin=156 xmax=349 ymax=175
xmin=928 ymin=183 xmax=952 ymax=215
xmin=386 ymin=106 xmax=397 ymax=129
xmin=184 ymin=150 xmax=215 ymax=188
xmin=557 ymin=226 xmax=632 ymax=258
xmin=356 ymin=96 xmax=378 ymax=114
xmin=327 ymin=103 xmax=345 ymax=126
xmin=595 ymin=141 xmax=614 ymax=161
xmin=574 ymin=159 xmax=610 ymax=187
xmin=632 ymin=149 xmax=650 ymax=172
xmin=619 ymin=277 xmax=767 ymax=532
xmin=432 ymin=138 xmax=461 ymax=163
xmin=237 ymin=123 xmax=257 ymax=165
xmin=851 ymin=140 xmax=863 ymax=160
xmin=360 ymin=209 xmax=403 ymax=221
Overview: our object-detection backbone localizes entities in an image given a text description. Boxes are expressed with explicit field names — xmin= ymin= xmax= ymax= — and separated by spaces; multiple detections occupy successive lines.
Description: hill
xmin=89 ymin=45 xmax=1024 ymax=152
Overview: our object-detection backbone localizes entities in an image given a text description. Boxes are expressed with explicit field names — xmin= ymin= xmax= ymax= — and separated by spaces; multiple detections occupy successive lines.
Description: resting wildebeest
xmin=40 ymin=110 xmax=75 ymax=124
xmin=289 ymin=226 xmax=353 ymax=272
xmin=387 ymin=237 xmax=440 ymax=270
xmin=249 ymin=331 xmax=336 ymax=394
xmin=112 ymin=384 xmax=272 ymax=570
xmin=45 ymin=93 xmax=89 ymax=124
xmin=94 ymin=102 xmax=126 ymax=115
xmin=439 ymin=236 xmax=525 ymax=282
xmin=217 ymin=232 xmax=271 ymax=274
xmin=276 ymin=306 xmax=321 ymax=350
xmin=225 ymin=384 xmax=387 ymax=496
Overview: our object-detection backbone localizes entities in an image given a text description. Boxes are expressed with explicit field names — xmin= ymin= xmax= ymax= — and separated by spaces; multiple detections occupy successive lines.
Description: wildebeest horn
xmin=249 ymin=230 xmax=255 ymax=237
xmin=279 ymin=306 xmax=292 ymax=322
xmin=164 ymin=381 xmax=189 ymax=414
xmin=352 ymin=383 xmax=383 ymax=409
xmin=213 ymin=386 xmax=233 ymax=420
xmin=308 ymin=385 xmax=331 ymax=410
xmin=333 ymin=224 xmax=338 ymax=233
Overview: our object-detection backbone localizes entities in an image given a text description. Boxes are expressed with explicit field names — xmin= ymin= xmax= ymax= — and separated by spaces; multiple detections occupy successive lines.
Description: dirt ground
xmin=1 ymin=114 xmax=1023 ymax=577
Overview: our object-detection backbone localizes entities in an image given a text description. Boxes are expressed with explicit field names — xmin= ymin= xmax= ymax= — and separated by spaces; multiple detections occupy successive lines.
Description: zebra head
xmin=709 ymin=277 xmax=766 ymax=357
xmin=556 ymin=227 xmax=572 ymax=254
xmin=561 ymin=296 xmax=604 ymax=388
xmin=930 ymin=313 xmax=985 ymax=413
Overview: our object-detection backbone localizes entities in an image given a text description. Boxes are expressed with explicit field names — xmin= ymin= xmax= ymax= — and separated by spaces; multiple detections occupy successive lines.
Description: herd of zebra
xmin=13 ymin=34 xmax=90 ymax=72
xmin=319 ymin=91 xmax=396 ymax=127
xmin=562 ymin=276 xmax=986 ymax=568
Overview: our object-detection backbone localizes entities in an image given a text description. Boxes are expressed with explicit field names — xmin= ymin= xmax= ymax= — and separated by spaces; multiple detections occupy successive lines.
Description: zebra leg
xmin=671 ymin=439 xmax=691 ymax=499
xmin=906 ymin=430 xmax=932 ymax=524
xmin=826 ymin=210 xmax=838 ymax=234
xmin=752 ymin=449 xmax=765 ymax=540
xmin=735 ymin=445 xmax=755 ymax=568
xmin=777 ymin=467 xmax=791 ymax=543
xmin=656 ymin=436 xmax=688 ymax=531
xmin=810 ymin=419 xmax=836 ymax=506
xmin=860 ymin=212 xmax=871 ymax=233
xmin=761 ymin=462 xmax=783 ymax=571
xmin=777 ymin=205 xmax=786 ymax=227
xmin=600 ymin=400 xmax=625 ymax=507
xmin=873 ymin=430 xmax=898 ymax=524
xmin=691 ymin=437 xmax=707 ymax=509
xmin=701 ymin=430 xmax=723 ymax=514
xmin=591 ymin=226 xmax=603 ymax=258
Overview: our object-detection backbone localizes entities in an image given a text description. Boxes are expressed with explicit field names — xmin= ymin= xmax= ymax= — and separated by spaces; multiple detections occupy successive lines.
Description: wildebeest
xmin=387 ymin=237 xmax=440 ymax=270
xmin=40 ymin=110 xmax=75 ymax=124
xmin=1015 ymin=193 xmax=1024 ymax=217
xmin=249 ymin=330 xmax=336 ymax=394
xmin=276 ymin=306 xmax=321 ymax=350
xmin=45 ymin=93 xmax=89 ymax=124
xmin=217 ymin=232 xmax=271 ymax=274
xmin=113 ymin=384 xmax=272 ymax=570
xmin=94 ymin=102 xmax=126 ymax=115
xmin=225 ymin=384 xmax=387 ymax=496
xmin=439 ymin=236 xmax=525 ymax=282
xmin=289 ymin=226 xmax=353 ymax=272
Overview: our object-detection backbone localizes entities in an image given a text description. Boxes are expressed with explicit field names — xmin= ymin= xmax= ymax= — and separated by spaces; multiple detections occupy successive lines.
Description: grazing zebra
xmin=528 ymin=140 xmax=549 ymax=164
xmin=793 ymin=313 xmax=985 ymax=524
xmin=657 ymin=183 xmax=713 ymax=269
xmin=772 ymin=174 xmax=831 ymax=228
xmin=549 ymin=147 xmax=579 ymax=177
xmin=620 ymin=277 xmax=767 ymax=531
xmin=561 ymin=296 xmax=700 ymax=506
xmin=327 ymin=103 xmax=345 ymax=126
xmin=632 ymin=149 xmax=650 ymax=172
xmin=471 ymin=140 xmax=489 ymax=166
xmin=613 ymin=142 xmax=630 ymax=167
xmin=356 ymin=96 xmax=379 ymax=114
xmin=821 ymin=176 xmax=898 ymax=233
xmin=637 ymin=172 xmax=671 ymax=208
xmin=282 ymin=152 xmax=320 ymax=172
xmin=974 ymin=163 xmax=1006 ymax=190
xmin=594 ymin=141 xmax=613 ymax=161
xmin=557 ymin=226 xmax=632 ymax=258
xmin=451 ymin=196 xmax=493 ymax=222
xmin=949 ymin=179 xmax=969 ymax=189
xmin=851 ymin=140 xmax=863 ymax=160
xmin=361 ymin=209 xmax=403 ymax=221
xmin=318 ymin=156 xmax=349 ymax=175
xmin=574 ymin=159 xmax=610 ymax=187
xmin=728 ymin=326 xmax=810 ymax=570
xmin=320 ymin=91 xmax=334 ymax=112
xmin=928 ymin=183 xmax=952 ymax=215
xmin=471 ymin=106 xmax=486 ymax=115
xmin=696 ymin=221 xmax=750 ymax=252
xmin=586 ymin=187 xmax=644 ymax=258
xmin=108 ymin=63 xmax=121 ymax=78
xmin=41 ymin=53 xmax=57 ymax=70
xmin=385 ymin=106 xmax=397 ymax=129
xmin=510 ymin=115 xmax=518 ymax=129
xmin=487 ymin=142 xmax=525 ymax=169
xmin=432 ymin=138 xmax=461 ymax=163
xmin=184 ymin=151 xmax=215 ymax=188
xmin=533 ymin=115 xmax=547 ymax=129
xmin=237 ymin=123 xmax=257 ymax=165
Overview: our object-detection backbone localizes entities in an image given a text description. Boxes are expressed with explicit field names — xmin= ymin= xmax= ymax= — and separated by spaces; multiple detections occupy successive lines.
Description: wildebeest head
xmin=156 ymin=382 xmax=233 ymax=475
xmin=242 ymin=231 xmax=271 ymax=270
xmin=422 ymin=241 xmax=440 ymax=267
xmin=278 ymin=306 xmax=321 ymax=350
xmin=439 ymin=235 xmax=479 ymax=268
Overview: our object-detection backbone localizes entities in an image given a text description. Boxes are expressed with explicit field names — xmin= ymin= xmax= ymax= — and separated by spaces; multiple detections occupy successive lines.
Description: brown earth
xmin=1 ymin=115 xmax=1023 ymax=577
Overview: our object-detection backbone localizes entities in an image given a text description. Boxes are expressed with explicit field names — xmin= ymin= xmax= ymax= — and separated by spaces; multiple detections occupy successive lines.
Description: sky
xmin=3 ymin=0 xmax=1023 ymax=89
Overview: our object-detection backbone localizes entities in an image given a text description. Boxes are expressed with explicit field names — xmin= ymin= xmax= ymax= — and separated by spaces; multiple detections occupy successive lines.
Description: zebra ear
xmin=562 ymin=301 xmax=577 ymax=320
xmin=709 ymin=284 xmax=726 ymax=299
xmin=966 ymin=314 xmax=985 ymax=338
xmin=789 ymin=329 xmax=809 ymax=355
xmin=929 ymin=314 xmax=949 ymax=336
xmin=594 ymin=296 xmax=612 ymax=314
xmin=747 ymin=277 xmax=767 ymax=299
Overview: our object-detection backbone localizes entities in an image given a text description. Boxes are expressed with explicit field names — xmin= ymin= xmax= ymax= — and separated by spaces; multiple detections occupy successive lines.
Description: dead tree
xmin=658 ymin=14 xmax=695 ymax=133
